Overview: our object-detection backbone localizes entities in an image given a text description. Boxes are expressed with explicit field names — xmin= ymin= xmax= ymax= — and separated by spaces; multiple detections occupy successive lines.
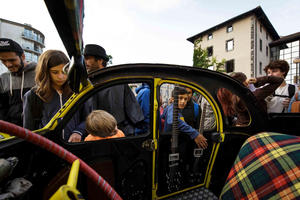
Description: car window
xmin=83 ymin=82 xmax=150 ymax=142
xmin=160 ymin=83 xmax=216 ymax=132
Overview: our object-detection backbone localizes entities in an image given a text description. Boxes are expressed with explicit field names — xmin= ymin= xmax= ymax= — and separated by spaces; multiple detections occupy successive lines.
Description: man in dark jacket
xmin=84 ymin=44 xmax=144 ymax=136
xmin=0 ymin=38 xmax=36 ymax=126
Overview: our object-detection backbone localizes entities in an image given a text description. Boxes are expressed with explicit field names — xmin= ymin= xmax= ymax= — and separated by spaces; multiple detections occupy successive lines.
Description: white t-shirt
xmin=266 ymin=83 xmax=293 ymax=113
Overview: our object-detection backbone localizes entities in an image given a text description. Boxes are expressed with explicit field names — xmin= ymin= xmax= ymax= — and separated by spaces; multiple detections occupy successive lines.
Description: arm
xmin=178 ymin=115 xmax=208 ymax=149
xmin=23 ymin=91 xmax=36 ymax=130
xmin=69 ymin=100 xmax=92 ymax=142
xmin=253 ymin=76 xmax=284 ymax=100
xmin=124 ymin=85 xmax=144 ymax=124
xmin=0 ymin=93 xmax=9 ymax=121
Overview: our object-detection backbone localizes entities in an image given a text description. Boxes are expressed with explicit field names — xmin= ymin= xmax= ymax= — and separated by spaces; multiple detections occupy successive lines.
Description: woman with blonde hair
xmin=23 ymin=50 xmax=91 ymax=142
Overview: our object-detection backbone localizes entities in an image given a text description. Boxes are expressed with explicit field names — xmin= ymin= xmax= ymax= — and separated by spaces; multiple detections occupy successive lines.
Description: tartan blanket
xmin=220 ymin=132 xmax=300 ymax=200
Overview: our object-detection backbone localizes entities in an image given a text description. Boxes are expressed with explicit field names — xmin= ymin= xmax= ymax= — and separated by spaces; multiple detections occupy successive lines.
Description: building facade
xmin=187 ymin=6 xmax=280 ymax=78
xmin=0 ymin=18 xmax=45 ymax=73
xmin=270 ymin=32 xmax=300 ymax=84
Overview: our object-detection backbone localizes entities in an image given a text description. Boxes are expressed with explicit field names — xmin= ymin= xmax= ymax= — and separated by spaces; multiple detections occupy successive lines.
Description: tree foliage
xmin=107 ymin=55 xmax=113 ymax=66
xmin=193 ymin=39 xmax=226 ymax=72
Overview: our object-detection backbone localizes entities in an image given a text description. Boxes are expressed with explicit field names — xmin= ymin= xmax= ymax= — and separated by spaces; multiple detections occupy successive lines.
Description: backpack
xmin=288 ymin=84 xmax=296 ymax=98
xmin=290 ymin=92 xmax=300 ymax=113
xmin=273 ymin=84 xmax=295 ymax=98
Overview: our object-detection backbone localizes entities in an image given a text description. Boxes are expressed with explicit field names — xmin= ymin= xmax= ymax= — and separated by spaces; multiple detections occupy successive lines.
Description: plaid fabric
xmin=220 ymin=132 xmax=300 ymax=200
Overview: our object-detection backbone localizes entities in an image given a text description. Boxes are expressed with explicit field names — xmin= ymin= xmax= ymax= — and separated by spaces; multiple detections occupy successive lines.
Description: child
xmin=161 ymin=86 xmax=207 ymax=149
xmin=23 ymin=50 xmax=90 ymax=142
xmin=85 ymin=110 xmax=125 ymax=141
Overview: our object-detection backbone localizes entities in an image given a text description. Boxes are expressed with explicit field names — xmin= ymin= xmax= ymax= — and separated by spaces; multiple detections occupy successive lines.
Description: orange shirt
xmin=84 ymin=129 xmax=125 ymax=141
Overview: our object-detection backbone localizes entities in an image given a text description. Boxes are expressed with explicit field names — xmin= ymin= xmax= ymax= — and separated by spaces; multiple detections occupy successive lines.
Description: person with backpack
xmin=161 ymin=86 xmax=207 ymax=149
xmin=0 ymin=38 xmax=36 ymax=126
xmin=264 ymin=60 xmax=297 ymax=113
xmin=230 ymin=72 xmax=283 ymax=126
xmin=23 ymin=50 xmax=91 ymax=142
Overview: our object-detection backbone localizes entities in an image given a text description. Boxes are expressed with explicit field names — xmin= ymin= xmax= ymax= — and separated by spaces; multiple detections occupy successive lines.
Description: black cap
xmin=84 ymin=44 xmax=109 ymax=61
xmin=0 ymin=38 xmax=23 ymax=54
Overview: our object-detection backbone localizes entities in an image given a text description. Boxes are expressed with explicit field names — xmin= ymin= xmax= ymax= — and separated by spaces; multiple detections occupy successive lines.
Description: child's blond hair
xmin=86 ymin=110 xmax=117 ymax=137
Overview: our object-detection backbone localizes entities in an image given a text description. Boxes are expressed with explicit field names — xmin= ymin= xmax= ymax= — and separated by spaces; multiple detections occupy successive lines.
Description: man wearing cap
xmin=0 ymin=38 xmax=36 ymax=126
xmin=83 ymin=44 xmax=144 ymax=136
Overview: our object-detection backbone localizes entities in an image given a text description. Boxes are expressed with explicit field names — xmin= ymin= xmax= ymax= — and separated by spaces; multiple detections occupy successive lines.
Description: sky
xmin=1 ymin=0 xmax=300 ymax=66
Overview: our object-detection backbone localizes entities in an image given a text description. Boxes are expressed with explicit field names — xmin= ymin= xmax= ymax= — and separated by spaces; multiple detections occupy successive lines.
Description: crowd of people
xmin=217 ymin=59 xmax=299 ymax=126
xmin=0 ymin=38 xmax=144 ymax=143
xmin=0 ymin=38 xmax=299 ymax=146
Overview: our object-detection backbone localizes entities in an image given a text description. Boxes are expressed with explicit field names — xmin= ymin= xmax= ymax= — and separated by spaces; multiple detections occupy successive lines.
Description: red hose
xmin=0 ymin=120 xmax=122 ymax=200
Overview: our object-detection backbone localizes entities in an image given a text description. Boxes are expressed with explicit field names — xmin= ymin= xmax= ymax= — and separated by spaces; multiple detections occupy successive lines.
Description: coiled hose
xmin=0 ymin=120 xmax=122 ymax=200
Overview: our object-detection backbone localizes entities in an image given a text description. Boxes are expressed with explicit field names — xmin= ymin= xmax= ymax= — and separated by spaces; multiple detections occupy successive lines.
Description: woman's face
xmin=49 ymin=64 xmax=67 ymax=90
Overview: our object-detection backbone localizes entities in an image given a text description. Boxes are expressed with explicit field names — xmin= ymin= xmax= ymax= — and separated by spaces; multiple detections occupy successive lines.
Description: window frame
xmin=259 ymin=39 xmax=262 ymax=52
xmin=207 ymin=46 xmax=213 ymax=57
xmin=225 ymin=59 xmax=235 ymax=73
xmin=226 ymin=39 xmax=234 ymax=51
xmin=227 ymin=25 xmax=233 ymax=33
xmin=207 ymin=33 xmax=213 ymax=40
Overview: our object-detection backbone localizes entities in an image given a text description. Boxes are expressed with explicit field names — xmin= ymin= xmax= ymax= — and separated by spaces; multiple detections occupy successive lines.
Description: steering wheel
xmin=0 ymin=120 xmax=122 ymax=200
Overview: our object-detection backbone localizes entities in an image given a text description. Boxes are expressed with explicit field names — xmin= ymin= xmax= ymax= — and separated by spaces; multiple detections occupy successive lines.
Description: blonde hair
xmin=86 ymin=110 xmax=117 ymax=137
xmin=35 ymin=50 xmax=71 ymax=102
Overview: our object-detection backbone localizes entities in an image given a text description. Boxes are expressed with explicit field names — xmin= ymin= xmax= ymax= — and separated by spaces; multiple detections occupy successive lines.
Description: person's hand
xmin=282 ymin=98 xmax=291 ymax=108
xmin=246 ymin=78 xmax=257 ymax=85
xmin=68 ymin=133 xmax=82 ymax=143
xmin=194 ymin=134 xmax=208 ymax=149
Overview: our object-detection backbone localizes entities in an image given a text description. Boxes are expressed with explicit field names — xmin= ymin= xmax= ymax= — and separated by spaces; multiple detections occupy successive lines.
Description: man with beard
xmin=83 ymin=44 xmax=144 ymax=136
xmin=0 ymin=38 xmax=36 ymax=126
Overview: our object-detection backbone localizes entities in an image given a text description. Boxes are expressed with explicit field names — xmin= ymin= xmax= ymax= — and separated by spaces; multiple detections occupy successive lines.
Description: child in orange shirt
xmin=84 ymin=110 xmax=125 ymax=141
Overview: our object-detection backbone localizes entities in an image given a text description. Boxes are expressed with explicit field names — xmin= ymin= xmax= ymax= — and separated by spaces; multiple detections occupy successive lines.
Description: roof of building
xmin=187 ymin=6 xmax=280 ymax=43
xmin=269 ymin=32 xmax=300 ymax=47
xmin=0 ymin=18 xmax=45 ymax=38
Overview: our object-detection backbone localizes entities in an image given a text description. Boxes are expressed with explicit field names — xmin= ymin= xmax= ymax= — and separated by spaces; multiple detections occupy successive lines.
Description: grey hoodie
xmin=0 ymin=62 xmax=36 ymax=126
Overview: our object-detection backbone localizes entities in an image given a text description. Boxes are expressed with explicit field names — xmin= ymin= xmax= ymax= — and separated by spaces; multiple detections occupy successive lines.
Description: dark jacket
xmin=0 ymin=63 xmax=36 ymax=126
xmin=92 ymin=84 xmax=144 ymax=136
xmin=135 ymin=83 xmax=150 ymax=134
xmin=161 ymin=104 xmax=199 ymax=139
xmin=23 ymin=89 xmax=91 ymax=141
xmin=181 ymin=100 xmax=201 ymax=129
xmin=234 ymin=76 xmax=283 ymax=126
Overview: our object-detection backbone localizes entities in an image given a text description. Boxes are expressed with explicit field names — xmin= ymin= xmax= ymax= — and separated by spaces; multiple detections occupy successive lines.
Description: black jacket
xmin=23 ymin=89 xmax=91 ymax=141
xmin=0 ymin=63 xmax=36 ymax=126
xmin=92 ymin=84 xmax=144 ymax=135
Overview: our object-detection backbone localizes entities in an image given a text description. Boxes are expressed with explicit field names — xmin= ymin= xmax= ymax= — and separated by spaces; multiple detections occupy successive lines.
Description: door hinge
xmin=142 ymin=139 xmax=157 ymax=151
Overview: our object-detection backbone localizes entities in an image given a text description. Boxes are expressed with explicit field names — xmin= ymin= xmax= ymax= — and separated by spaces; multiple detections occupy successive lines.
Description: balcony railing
xmin=22 ymin=32 xmax=45 ymax=46
xmin=22 ymin=45 xmax=43 ymax=54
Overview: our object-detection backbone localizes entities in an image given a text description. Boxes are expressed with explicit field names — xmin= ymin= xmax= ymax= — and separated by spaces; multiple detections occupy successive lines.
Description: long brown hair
xmin=217 ymin=88 xmax=235 ymax=117
xmin=35 ymin=50 xmax=72 ymax=102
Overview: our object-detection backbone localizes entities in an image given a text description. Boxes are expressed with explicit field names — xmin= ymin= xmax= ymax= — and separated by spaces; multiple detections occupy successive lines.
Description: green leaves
xmin=193 ymin=45 xmax=225 ymax=72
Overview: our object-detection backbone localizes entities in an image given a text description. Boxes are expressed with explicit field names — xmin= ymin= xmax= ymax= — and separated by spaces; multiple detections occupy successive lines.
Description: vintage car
xmin=0 ymin=0 xmax=299 ymax=199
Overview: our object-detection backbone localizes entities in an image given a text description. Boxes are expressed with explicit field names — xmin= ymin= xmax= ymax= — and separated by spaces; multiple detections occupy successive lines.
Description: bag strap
xmin=288 ymin=84 xmax=296 ymax=98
